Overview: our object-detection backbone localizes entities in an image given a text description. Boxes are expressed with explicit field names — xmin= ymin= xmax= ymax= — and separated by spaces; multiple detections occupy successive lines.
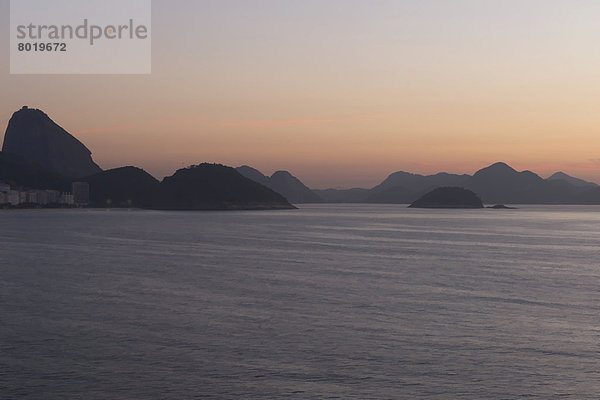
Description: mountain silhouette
xmin=0 ymin=107 xmax=295 ymax=211
xmin=463 ymin=162 xmax=545 ymax=203
xmin=312 ymin=162 xmax=600 ymax=204
xmin=4 ymin=106 xmax=600 ymax=207
xmin=2 ymin=106 xmax=102 ymax=178
xmin=236 ymin=166 xmax=271 ymax=187
xmin=463 ymin=162 xmax=575 ymax=204
xmin=81 ymin=166 xmax=160 ymax=207
xmin=269 ymin=171 xmax=322 ymax=203
xmin=366 ymin=171 xmax=470 ymax=203
xmin=373 ymin=171 xmax=470 ymax=193
xmin=157 ymin=163 xmax=295 ymax=210
xmin=236 ymin=166 xmax=321 ymax=203
xmin=546 ymin=171 xmax=598 ymax=189
xmin=81 ymin=164 xmax=299 ymax=210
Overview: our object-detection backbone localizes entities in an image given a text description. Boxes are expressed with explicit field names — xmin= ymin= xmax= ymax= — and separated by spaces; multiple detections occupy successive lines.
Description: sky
xmin=2 ymin=0 xmax=600 ymax=188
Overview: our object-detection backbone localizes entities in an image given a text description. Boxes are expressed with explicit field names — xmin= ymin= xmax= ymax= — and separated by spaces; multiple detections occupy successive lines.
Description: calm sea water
xmin=2 ymin=204 xmax=600 ymax=399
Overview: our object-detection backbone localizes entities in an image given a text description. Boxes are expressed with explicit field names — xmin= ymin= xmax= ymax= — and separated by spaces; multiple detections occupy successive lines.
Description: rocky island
xmin=487 ymin=204 xmax=517 ymax=209
xmin=236 ymin=166 xmax=322 ymax=204
xmin=409 ymin=187 xmax=484 ymax=209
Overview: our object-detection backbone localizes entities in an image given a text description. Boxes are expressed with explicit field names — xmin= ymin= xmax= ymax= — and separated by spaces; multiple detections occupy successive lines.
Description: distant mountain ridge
xmin=463 ymin=163 xmax=600 ymax=204
xmin=373 ymin=171 xmax=471 ymax=193
xmin=547 ymin=171 xmax=598 ymax=189
xmin=312 ymin=162 xmax=600 ymax=205
xmin=236 ymin=165 xmax=321 ymax=204
xmin=3 ymin=106 xmax=600 ymax=207
xmin=463 ymin=162 xmax=556 ymax=204
xmin=363 ymin=170 xmax=471 ymax=204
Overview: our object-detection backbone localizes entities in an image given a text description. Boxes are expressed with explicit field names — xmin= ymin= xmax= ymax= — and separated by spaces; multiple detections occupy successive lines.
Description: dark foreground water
xmin=2 ymin=204 xmax=600 ymax=399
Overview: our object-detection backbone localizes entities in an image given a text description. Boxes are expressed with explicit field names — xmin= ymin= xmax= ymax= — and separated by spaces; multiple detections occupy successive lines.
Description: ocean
xmin=2 ymin=204 xmax=600 ymax=399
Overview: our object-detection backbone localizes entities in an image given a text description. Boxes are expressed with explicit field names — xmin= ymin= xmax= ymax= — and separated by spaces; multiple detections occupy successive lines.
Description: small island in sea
xmin=408 ymin=187 xmax=484 ymax=209
xmin=487 ymin=204 xmax=518 ymax=209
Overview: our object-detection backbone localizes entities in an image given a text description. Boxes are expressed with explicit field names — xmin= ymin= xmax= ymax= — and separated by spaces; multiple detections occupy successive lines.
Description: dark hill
xmin=547 ymin=172 xmax=598 ymax=189
xmin=372 ymin=171 xmax=470 ymax=194
xmin=236 ymin=166 xmax=321 ymax=203
xmin=236 ymin=166 xmax=271 ymax=187
xmin=269 ymin=171 xmax=321 ymax=203
xmin=158 ymin=164 xmax=295 ymax=210
xmin=0 ymin=152 xmax=68 ymax=191
xmin=81 ymin=166 xmax=160 ymax=207
xmin=409 ymin=187 xmax=484 ymax=209
xmin=464 ymin=162 xmax=575 ymax=204
xmin=2 ymin=106 xmax=102 ymax=178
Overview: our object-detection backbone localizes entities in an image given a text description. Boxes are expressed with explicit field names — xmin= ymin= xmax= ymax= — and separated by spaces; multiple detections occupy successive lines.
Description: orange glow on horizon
xmin=2 ymin=1 xmax=600 ymax=188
